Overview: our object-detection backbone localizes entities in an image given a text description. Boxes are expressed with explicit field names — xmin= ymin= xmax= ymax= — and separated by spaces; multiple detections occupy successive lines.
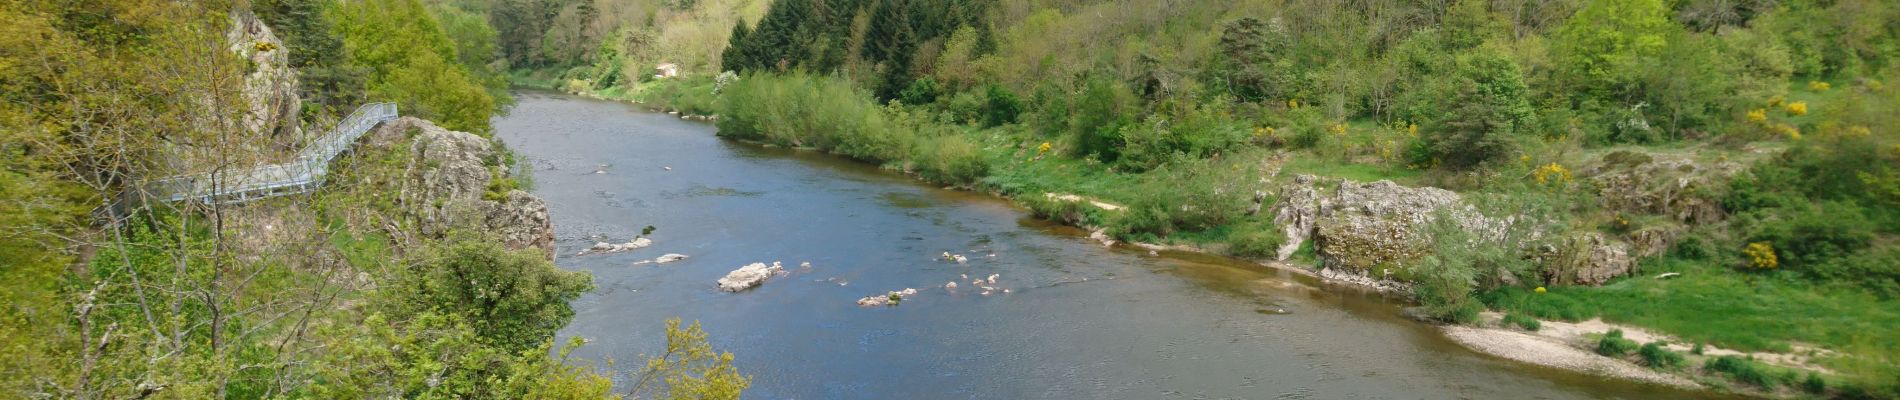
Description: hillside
xmin=496 ymin=0 xmax=1900 ymax=397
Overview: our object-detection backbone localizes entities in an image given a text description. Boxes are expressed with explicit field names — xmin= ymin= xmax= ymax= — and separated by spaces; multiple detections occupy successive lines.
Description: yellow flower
xmin=1406 ymin=123 xmax=1418 ymax=137
xmin=1287 ymin=99 xmax=1299 ymax=109
xmin=1253 ymin=127 xmax=1266 ymax=137
xmin=1535 ymin=287 xmax=1547 ymax=294
xmin=1785 ymin=101 xmax=1808 ymax=116
xmin=1533 ymin=162 xmax=1572 ymax=185
xmin=1771 ymin=123 xmax=1802 ymax=140
xmin=1746 ymin=108 xmax=1767 ymax=123
xmin=1808 ymin=80 xmax=1831 ymax=91
xmin=1037 ymin=142 xmax=1052 ymax=154
xmin=1744 ymin=242 xmax=1779 ymax=269
xmin=253 ymin=41 xmax=278 ymax=52
xmin=1767 ymin=95 xmax=1785 ymax=107
xmin=1519 ymin=154 xmax=1531 ymax=163
xmin=1328 ymin=122 xmax=1347 ymax=136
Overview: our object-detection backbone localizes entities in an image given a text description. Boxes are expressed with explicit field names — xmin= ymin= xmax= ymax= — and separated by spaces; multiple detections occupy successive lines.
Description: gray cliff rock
xmin=367 ymin=117 xmax=556 ymax=259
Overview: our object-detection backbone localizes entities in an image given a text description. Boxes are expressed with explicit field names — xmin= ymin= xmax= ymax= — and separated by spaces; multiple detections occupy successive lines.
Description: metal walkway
xmin=143 ymin=102 xmax=398 ymax=204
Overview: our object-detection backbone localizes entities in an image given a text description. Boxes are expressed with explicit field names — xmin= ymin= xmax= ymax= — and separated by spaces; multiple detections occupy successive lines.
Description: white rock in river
xmin=655 ymin=253 xmax=688 ymax=264
xmin=716 ymin=262 xmax=782 ymax=292
xmin=578 ymin=237 xmax=652 ymax=255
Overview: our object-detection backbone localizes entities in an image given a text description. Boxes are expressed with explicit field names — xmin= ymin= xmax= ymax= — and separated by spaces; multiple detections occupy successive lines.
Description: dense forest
xmin=499 ymin=0 xmax=1900 ymax=397
xmin=0 ymin=0 xmax=743 ymax=397
xmin=4 ymin=0 xmax=1899 ymax=397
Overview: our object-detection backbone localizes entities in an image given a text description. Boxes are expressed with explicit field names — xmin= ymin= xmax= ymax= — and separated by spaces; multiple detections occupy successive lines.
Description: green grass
xmin=1281 ymin=156 xmax=1420 ymax=183
xmin=1482 ymin=257 xmax=1900 ymax=373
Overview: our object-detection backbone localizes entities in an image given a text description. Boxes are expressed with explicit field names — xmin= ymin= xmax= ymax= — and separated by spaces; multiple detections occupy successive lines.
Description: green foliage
xmin=1111 ymin=158 xmax=1254 ymax=240
xmin=1595 ymin=329 xmax=1640 ymax=357
xmin=900 ymin=77 xmax=942 ymax=106
xmin=982 ymin=84 xmax=1023 ymax=127
xmin=1412 ymin=203 xmax=1542 ymax=323
xmin=1638 ymin=341 xmax=1685 ymax=370
xmin=716 ymin=73 xmax=988 ymax=185
xmin=1706 ymin=355 xmax=1780 ymax=389
xmin=389 ymin=232 xmax=594 ymax=351
xmin=1209 ymin=16 xmax=1293 ymax=102
xmin=1067 ymin=76 xmax=1135 ymax=162
xmin=1117 ymin=100 xmax=1250 ymax=172
xmin=299 ymin=314 xmax=615 ymax=399
xmin=1502 ymin=313 xmax=1541 ymax=331
xmin=1422 ymin=51 xmax=1534 ymax=168
xmin=330 ymin=0 xmax=500 ymax=133
xmin=625 ymin=318 xmax=751 ymax=400
xmin=1226 ymin=219 xmax=1286 ymax=259
xmin=1554 ymin=0 xmax=1673 ymax=102
xmin=254 ymin=0 xmax=369 ymax=113
xmin=1803 ymin=372 xmax=1827 ymax=394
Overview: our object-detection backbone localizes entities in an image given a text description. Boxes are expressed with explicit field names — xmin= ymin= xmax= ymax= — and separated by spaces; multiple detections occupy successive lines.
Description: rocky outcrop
xmin=226 ymin=10 xmax=301 ymax=140
xmin=1539 ymin=233 xmax=1635 ymax=286
xmin=1274 ymin=176 xmax=1488 ymax=273
xmin=365 ymin=117 xmax=556 ymax=259
xmin=717 ymin=262 xmax=785 ymax=292
xmin=655 ymin=253 xmax=689 ymax=264
xmin=1269 ymin=175 xmax=1643 ymax=287
xmin=1584 ymin=151 xmax=1739 ymax=225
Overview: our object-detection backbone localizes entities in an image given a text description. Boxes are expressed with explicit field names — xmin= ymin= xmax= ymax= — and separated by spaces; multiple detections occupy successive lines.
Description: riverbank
xmin=512 ymin=82 xmax=1842 ymax=397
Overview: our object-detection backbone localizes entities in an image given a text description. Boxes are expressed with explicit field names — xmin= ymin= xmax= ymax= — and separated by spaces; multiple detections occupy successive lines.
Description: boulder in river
xmin=579 ymin=237 xmax=653 ymax=255
xmin=857 ymin=288 xmax=919 ymax=306
xmin=655 ymin=253 xmax=688 ymax=264
xmin=717 ymin=262 xmax=783 ymax=292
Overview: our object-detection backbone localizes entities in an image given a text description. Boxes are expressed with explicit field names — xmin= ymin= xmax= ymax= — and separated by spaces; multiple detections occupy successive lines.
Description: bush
xmin=1706 ymin=355 xmax=1780 ymax=389
xmin=1803 ymin=372 xmax=1827 ymax=394
xmin=1112 ymin=159 xmax=1254 ymax=239
xmin=1503 ymin=313 xmax=1542 ymax=331
xmin=1227 ymin=219 xmax=1286 ymax=258
xmin=1068 ymin=76 xmax=1136 ymax=162
xmin=1596 ymin=329 xmax=1640 ymax=357
xmin=1117 ymin=101 xmax=1250 ymax=172
xmin=393 ymin=232 xmax=595 ymax=351
xmin=982 ymin=84 xmax=1024 ymax=127
xmin=1638 ymin=341 xmax=1685 ymax=370
xmin=910 ymin=134 xmax=988 ymax=186
xmin=1021 ymin=194 xmax=1095 ymax=226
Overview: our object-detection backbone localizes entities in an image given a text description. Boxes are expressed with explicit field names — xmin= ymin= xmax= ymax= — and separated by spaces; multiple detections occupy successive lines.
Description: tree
xmin=330 ymin=0 xmax=500 ymax=133
xmin=393 ymin=233 xmax=594 ymax=351
xmin=1425 ymin=52 xmax=1534 ymax=169
xmin=1553 ymin=0 xmax=1673 ymax=103
xmin=625 ymin=318 xmax=751 ymax=400
xmin=721 ymin=20 xmax=753 ymax=72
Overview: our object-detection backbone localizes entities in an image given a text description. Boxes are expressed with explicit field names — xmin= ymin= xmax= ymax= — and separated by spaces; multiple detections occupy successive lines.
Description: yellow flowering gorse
xmin=1533 ymin=162 xmax=1572 ymax=185
xmin=1744 ymin=242 xmax=1779 ymax=269
xmin=1786 ymin=101 xmax=1808 ymax=116
xmin=1746 ymin=108 xmax=1767 ymax=123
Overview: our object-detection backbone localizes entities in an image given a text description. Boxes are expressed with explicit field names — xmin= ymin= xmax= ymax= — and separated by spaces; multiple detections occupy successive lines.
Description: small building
xmin=655 ymin=63 xmax=680 ymax=79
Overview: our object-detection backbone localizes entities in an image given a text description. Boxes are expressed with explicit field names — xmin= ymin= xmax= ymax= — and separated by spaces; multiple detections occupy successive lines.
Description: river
xmin=494 ymin=91 xmax=1712 ymax=399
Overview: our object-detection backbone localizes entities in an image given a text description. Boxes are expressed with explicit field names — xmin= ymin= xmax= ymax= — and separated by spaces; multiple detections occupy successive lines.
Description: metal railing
xmin=143 ymin=102 xmax=398 ymax=204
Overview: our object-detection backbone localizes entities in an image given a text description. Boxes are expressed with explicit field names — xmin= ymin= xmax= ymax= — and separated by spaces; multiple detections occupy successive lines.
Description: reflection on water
xmin=495 ymin=90 xmax=1718 ymax=399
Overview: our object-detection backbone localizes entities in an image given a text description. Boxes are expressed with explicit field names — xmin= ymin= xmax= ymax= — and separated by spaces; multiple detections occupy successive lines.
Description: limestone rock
xmin=362 ymin=117 xmax=558 ymax=259
xmin=717 ymin=262 xmax=784 ymax=292
xmin=1585 ymin=151 xmax=1740 ymax=225
xmin=655 ymin=253 xmax=689 ymax=264
xmin=226 ymin=10 xmax=301 ymax=140
xmin=1539 ymin=233 xmax=1635 ymax=286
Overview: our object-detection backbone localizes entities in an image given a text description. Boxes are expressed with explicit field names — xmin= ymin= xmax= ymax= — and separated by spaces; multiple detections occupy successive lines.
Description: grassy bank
xmin=583 ymin=70 xmax=1900 ymax=397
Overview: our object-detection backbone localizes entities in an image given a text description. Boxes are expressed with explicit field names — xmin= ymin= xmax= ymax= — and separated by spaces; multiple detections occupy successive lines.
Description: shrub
xmin=1503 ymin=313 xmax=1542 ymax=331
xmin=899 ymin=77 xmax=941 ymax=106
xmin=1706 ymin=355 xmax=1780 ymax=389
xmin=1596 ymin=329 xmax=1640 ymax=357
xmin=1117 ymin=101 xmax=1250 ymax=172
xmin=1068 ymin=76 xmax=1136 ymax=162
xmin=1112 ymin=159 xmax=1254 ymax=239
xmin=1803 ymin=373 xmax=1827 ymax=394
xmin=1021 ymin=194 xmax=1094 ymax=226
xmin=910 ymin=134 xmax=988 ymax=186
xmin=1227 ymin=219 xmax=1286 ymax=258
xmin=982 ymin=84 xmax=1024 ymax=127
xmin=1639 ymin=341 xmax=1685 ymax=370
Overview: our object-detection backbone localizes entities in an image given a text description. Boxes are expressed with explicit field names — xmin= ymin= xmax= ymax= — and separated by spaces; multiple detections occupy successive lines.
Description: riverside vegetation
xmin=498 ymin=0 xmax=1900 ymax=397
xmin=1 ymin=0 xmax=745 ymax=398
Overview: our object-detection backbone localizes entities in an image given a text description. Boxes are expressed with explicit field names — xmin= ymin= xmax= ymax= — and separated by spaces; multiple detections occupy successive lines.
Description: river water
xmin=495 ymin=91 xmax=1710 ymax=399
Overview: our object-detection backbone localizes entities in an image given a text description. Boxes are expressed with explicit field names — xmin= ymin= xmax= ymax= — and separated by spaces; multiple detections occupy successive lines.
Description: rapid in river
xmin=494 ymin=90 xmax=1713 ymax=399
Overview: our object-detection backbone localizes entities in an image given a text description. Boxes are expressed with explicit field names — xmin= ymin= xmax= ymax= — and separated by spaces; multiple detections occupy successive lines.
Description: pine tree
xmin=721 ymin=21 xmax=752 ymax=72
